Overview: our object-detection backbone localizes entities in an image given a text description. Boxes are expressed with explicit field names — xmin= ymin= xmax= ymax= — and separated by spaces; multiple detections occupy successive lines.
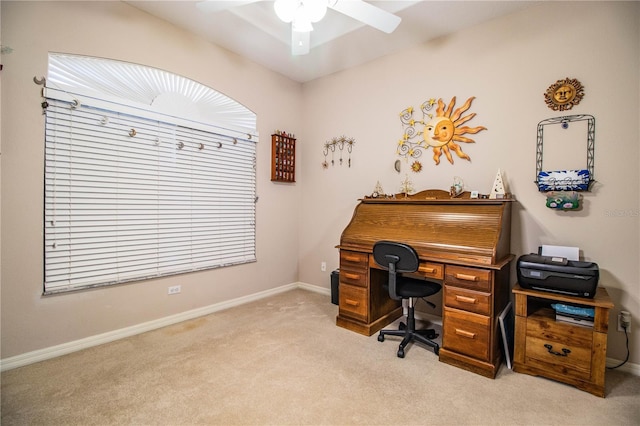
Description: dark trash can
xmin=331 ymin=269 xmax=340 ymax=305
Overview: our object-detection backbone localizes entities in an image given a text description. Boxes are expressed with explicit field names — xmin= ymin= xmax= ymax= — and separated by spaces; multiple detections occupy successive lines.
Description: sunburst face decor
xmin=398 ymin=96 xmax=486 ymax=166
xmin=544 ymin=77 xmax=584 ymax=111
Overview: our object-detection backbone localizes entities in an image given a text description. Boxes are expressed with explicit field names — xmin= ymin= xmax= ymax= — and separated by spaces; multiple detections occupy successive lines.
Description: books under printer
xmin=517 ymin=254 xmax=599 ymax=298
xmin=551 ymin=303 xmax=595 ymax=328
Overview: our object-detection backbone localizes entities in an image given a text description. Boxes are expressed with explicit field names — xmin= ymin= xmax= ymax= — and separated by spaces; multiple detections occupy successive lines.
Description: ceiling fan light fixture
xmin=292 ymin=15 xmax=314 ymax=32
xmin=275 ymin=0 xmax=328 ymax=24
xmin=304 ymin=0 xmax=328 ymax=23
xmin=274 ymin=0 xmax=297 ymax=22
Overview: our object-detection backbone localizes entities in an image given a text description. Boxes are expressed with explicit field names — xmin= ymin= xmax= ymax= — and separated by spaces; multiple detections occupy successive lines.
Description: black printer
xmin=517 ymin=254 xmax=599 ymax=298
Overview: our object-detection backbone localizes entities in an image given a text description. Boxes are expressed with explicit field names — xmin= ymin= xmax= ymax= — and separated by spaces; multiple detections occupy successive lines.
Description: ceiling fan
xmin=196 ymin=0 xmax=402 ymax=55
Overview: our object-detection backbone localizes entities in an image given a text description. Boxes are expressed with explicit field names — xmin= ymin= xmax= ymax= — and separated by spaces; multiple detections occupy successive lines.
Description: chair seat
xmin=396 ymin=277 xmax=441 ymax=298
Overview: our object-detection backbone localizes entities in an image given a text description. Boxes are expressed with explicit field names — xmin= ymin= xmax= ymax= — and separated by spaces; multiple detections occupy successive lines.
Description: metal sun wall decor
xmin=397 ymin=97 xmax=486 ymax=171
xmin=544 ymin=77 xmax=584 ymax=112
xmin=322 ymin=136 xmax=355 ymax=168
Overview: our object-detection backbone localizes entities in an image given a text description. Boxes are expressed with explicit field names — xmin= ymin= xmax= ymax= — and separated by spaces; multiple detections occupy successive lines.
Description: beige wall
xmin=2 ymin=1 xmax=639 ymax=369
xmin=298 ymin=2 xmax=639 ymax=365
xmin=1 ymin=1 xmax=303 ymax=358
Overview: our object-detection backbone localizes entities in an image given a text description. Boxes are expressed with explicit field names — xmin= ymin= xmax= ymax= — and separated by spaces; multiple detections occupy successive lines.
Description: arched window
xmin=43 ymin=53 xmax=258 ymax=293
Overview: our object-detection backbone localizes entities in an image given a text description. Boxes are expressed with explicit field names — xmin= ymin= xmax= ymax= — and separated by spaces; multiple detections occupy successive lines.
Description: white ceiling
xmin=125 ymin=1 xmax=539 ymax=83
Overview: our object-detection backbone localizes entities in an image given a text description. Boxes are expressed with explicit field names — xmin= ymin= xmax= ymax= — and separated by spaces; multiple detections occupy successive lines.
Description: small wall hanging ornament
xmin=544 ymin=77 xmax=585 ymax=111
xmin=323 ymin=135 xmax=355 ymax=168
xmin=545 ymin=191 xmax=582 ymax=210
xmin=398 ymin=96 xmax=486 ymax=166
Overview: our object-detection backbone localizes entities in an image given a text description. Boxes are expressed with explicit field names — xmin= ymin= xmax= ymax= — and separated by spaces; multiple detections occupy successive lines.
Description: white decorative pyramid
xmin=490 ymin=169 xmax=506 ymax=199
xmin=373 ymin=181 xmax=384 ymax=196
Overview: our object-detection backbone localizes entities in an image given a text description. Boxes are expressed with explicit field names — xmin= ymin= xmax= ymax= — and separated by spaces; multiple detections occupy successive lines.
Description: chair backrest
xmin=372 ymin=241 xmax=420 ymax=300
xmin=373 ymin=241 xmax=420 ymax=272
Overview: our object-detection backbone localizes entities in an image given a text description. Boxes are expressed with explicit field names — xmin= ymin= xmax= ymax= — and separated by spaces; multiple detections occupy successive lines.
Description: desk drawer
xmin=340 ymin=269 xmax=367 ymax=287
xmin=339 ymin=284 xmax=368 ymax=322
xmin=418 ymin=262 xmax=444 ymax=280
xmin=443 ymin=307 xmax=490 ymax=361
xmin=340 ymin=251 xmax=369 ymax=271
xmin=444 ymin=286 xmax=491 ymax=316
xmin=445 ymin=265 xmax=491 ymax=292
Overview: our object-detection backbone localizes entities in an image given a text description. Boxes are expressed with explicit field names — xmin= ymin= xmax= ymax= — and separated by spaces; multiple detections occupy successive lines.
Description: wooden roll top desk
xmin=336 ymin=190 xmax=514 ymax=378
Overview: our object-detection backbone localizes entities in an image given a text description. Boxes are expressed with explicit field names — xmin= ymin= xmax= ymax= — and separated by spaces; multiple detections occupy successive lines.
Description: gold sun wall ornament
xmin=544 ymin=77 xmax=584 ymax=111
xmin=398 ymin=97 xmax=486 ymax=166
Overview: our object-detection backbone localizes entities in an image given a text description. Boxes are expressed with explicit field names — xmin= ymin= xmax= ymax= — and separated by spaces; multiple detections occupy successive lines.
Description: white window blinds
xmin=44 ymin=89 xmax=257 ymax=294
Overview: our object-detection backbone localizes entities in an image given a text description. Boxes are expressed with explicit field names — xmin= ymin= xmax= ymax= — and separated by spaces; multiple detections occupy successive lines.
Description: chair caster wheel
xmin=399 ymin=322 xmax=406 ymax=330
xmin=434 ymin=346 xmax=440 ymax=355
xmin=397 ymin=348 xmax=405 ymax=358
xmin=427 ymin=331 xmax=437 ymax=339
xmin=378 ymin=334 xmax=384 ymax=342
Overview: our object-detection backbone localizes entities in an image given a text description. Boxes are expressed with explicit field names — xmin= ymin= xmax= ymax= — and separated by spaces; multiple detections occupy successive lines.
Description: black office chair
xmin=373 ymin=241 xmax=441 ymax=358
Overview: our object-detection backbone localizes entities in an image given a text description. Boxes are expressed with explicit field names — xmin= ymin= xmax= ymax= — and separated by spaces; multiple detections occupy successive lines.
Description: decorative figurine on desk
xmin=490 ymin=169 xmax=506 ymax=199
xmin=399 ymin=175 xmax=414 ymax=197
xmin=371 ymin=181 xmax=385 ymax=198
xmin=450 ymin=176 xmax=464 ymax=197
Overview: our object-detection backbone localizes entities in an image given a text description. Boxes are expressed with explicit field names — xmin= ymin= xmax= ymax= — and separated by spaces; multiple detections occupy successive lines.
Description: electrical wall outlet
xmin=168 ymin=285 xmax=181 ymax=295
xmin=617 ymin=310 xmax=631 ymax=332
xmin=321 ymin=261 xmax=327 ymax=272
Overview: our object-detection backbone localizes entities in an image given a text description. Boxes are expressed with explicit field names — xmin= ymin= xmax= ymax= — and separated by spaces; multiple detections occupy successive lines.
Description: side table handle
xmin=544 ymin=344 xmax=571 ymax=357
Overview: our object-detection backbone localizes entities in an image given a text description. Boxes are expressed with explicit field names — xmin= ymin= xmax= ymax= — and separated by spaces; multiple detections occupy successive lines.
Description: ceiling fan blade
xmin=291 ymin=30 xmax=310 ymax=55
xmin=329 ymin=0 xmax=401 ymax=34
xmin=196 ymin=0 xmax=262 ymax=14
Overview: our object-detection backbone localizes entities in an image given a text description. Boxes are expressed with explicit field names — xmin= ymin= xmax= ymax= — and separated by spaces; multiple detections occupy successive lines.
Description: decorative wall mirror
xmin=535 ymin=114 xmax=595 ymax=193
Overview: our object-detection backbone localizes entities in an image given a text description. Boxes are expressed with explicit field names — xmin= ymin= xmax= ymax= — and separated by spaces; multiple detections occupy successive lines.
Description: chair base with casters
xmin=377 ymin=297 xmax=440 ymax=358
xmin=373 ymin=240 xmax=442 ymax=358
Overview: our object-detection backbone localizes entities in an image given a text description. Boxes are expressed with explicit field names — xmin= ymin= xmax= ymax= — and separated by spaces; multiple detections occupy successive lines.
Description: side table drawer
xmin=443 ymin=307 xmax=490 ymax=361
xmin=339 ymin=284 xmax=368 ymax=322
xmin=444 ymin=285 xmax=491 ymax=316
xmin=525 ymin=311 xmax=593 ymax=379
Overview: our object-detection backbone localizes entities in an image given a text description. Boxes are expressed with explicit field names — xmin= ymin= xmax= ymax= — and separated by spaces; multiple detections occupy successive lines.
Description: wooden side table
xmin=512 ymin=284 xmax=614 ymax=397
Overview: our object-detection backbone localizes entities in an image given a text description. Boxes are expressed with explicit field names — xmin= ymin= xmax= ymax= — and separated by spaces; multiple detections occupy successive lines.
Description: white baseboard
xmin=606 ymin=357 xmax=640 ymax=376
xmin=3 ymin=282 xmax=637 ymax=378
xmin=1 ymin=282 xmax=327 ymax=372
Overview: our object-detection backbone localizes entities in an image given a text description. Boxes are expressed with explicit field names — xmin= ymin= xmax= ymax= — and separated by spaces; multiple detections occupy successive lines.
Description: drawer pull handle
xmin=344 ymin=256 xmax=361 ymax=262
xmin=544 ymin=344 xmax=571 ymax=357
xmin=455 ymin=329 xmax=476 ymax=339
xmin=343 ymin=272 xmax=360 ymax=280
xmin=455 ymin=273 xmax=479 ymax=282
xmin=421 ymin=267 xmax=436 ymax=273
xmin=455 ymin=295 xmax=477 ymax=304
xmin=344 ymin=299 xmax=360 ymax=307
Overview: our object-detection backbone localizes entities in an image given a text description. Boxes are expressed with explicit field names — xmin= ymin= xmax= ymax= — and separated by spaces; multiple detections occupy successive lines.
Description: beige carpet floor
xmin=2 ymin=288 xmax=639 ymax=425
